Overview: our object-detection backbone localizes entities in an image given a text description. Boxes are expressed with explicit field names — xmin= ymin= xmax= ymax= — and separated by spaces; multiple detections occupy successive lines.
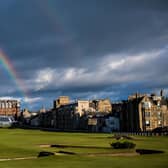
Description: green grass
xmin=0 ymin=128 xmax=168 ymax=168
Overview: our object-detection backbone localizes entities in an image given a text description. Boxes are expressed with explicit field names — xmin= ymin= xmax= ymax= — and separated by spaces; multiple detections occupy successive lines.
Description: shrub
xmin=110 ymin=141 xmax=136 ymax=149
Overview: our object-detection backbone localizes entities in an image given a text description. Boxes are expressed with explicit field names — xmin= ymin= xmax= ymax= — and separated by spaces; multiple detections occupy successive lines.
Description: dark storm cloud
xmin=1 ymin=0 xmax=168 ymax=67
xmin=0 ymin=0 xmax=168 ymax=109
xmin=48 ymin=0 xmax=168 ymax=56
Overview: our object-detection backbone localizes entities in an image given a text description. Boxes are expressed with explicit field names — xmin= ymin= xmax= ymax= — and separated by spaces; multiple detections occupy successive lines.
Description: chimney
xmin=160 ymin=89 xmax=163 ymax=97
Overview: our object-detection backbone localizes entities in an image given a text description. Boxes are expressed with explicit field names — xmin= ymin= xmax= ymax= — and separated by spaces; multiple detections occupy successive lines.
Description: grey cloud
xmin=0 ymin=0 xmax=168 ymax=109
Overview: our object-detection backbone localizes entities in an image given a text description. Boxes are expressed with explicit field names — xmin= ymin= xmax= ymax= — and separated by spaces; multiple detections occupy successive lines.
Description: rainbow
xmin=0 ymin=49 xmax=28 ymax=98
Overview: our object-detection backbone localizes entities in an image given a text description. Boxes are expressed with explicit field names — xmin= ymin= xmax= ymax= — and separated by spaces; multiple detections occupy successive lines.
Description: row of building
xmin=22 ymin=97 xmax=117 ymax=132
xmin=117 ymin=91 xmax=168 ymax=132
xmin=1 ymin=90 xmax=168 ymax=132
xmin=0 ymin=100 xmax=20 ymax=118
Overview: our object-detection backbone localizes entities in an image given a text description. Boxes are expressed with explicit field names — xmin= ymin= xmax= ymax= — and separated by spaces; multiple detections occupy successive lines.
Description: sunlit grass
xmin=0 ymin=128 xmax=168 ymax=168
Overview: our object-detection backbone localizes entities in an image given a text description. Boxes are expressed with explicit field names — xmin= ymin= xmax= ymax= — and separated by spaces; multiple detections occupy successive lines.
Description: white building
xmin=102 ymin=117 xmax=120 ymax=133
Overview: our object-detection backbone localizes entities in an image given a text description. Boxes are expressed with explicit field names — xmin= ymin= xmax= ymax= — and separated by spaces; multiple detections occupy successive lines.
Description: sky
xmin=0 ymin=0 xmax=168 ymax=110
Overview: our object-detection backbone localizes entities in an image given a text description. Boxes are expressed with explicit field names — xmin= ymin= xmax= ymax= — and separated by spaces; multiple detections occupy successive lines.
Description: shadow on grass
xmin=50 ymin=144 xmax=110 ymax=149
xmin=136 ymin=149 xmax=164 ymax=155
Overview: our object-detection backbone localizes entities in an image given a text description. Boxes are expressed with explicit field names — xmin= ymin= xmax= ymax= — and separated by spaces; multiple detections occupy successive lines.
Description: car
xmin=0 ymin=115 xmax=17 ymax=128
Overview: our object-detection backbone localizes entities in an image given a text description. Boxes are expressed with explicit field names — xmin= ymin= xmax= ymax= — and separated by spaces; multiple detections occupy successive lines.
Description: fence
xmin=114 ymin=131 xmax=168 ymax=136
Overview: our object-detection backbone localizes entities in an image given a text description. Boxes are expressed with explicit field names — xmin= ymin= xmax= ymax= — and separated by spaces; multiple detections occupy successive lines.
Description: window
xmin=0 ymin=117 xmax=10 ymax=122
xmin=143 ymin=102 xmax=151 ymax=109
xmin=145 ymin=120 xmax=150 ymax=126
xmin=157 ymin=102 xmax=160 ymax=107
xmin=9 ymin=102 xmax=12 ymax=108
xmin=157 ymin=112 xmax=162 ymax=118
xmin=145 ymin=112 xmax=150 ymax=117
xmin=110 ymin=121 xmax=115 ymax=125
xmin=158 ymin=120 xmax=162 ymax=126
xmin=1 ymin=103 xmax=5 ymax=108
xmin=5 ymin=102 xmax=9 ymax=108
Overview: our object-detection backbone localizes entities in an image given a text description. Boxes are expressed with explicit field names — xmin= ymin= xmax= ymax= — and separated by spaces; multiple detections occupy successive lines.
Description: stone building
xmin=0 ymin=99 xmax=20 ymax=118
xmin=112 ymin=101 xmax=128 ymax=131
xmin=21 ymin=109 xmax=32 ymax=118
xmin=39 ymin=111 xmax=54 ymax=128
xmin=54 ymin=100 xmax=91 ymax=130
xmin=52 ymin=97 xmax=113 ymax=130
xmin=37 ymin=96 xmax=115 ymax=131
xmin=90 ymin=99 xmax=112 ymax=113
xmin=20 ymin=109 xmax=39 ymax=125
xmin=53 ymin=96 xmax=70 ymax=109
xmin=126 ymin=91 xmax=168 ymax=131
